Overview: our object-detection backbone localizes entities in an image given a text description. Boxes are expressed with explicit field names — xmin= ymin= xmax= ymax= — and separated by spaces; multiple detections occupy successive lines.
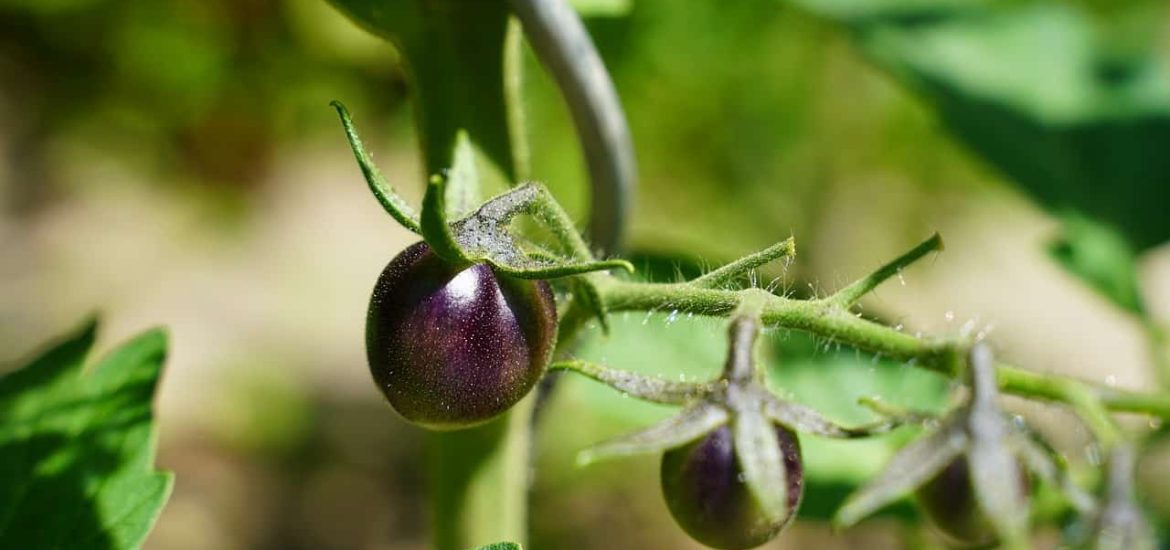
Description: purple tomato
xmin=366 ymin=241 xmax=557 ymax=429
xmin=661 ymin=425 xmax=803 ymax=549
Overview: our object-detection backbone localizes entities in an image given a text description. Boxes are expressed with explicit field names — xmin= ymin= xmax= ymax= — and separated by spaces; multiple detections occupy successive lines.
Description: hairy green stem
xmin=584 ymin=276 xmax=1170 ymax=420
xmin=690 ymin=238 xmax=796 ymax=290
xmin=829 ymin=233 xmax=943 ymax=307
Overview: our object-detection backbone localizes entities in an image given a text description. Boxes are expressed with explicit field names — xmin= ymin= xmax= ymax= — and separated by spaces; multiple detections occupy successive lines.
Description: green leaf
xmin=789 ymin=0 xmax=980 ymax=25
xmin=0 ymin=320 xmax=173 ymax=549
xmin=847 ymin=3 xmax=1170 ymax=251
xmin=569 ymin=0 xmax=631 ymax=17
xmin=1048 ymin=212 xmax=1145 ymax=315
xmin=788 ymin=1 xmax=1170 ymax=252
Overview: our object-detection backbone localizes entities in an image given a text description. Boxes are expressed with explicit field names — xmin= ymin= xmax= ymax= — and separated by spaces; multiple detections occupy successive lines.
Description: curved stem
xmin=509 ymin=0 xmax=636 ymax=254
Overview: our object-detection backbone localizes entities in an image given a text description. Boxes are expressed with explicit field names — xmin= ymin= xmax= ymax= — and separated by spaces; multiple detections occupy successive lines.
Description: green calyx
xmin=334 ymin=101 xmax=633 ymax=281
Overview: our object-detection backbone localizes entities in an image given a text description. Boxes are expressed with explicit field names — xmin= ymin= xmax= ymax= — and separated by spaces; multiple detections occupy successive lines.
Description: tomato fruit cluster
xmin=366 ymin=242 xmax=558 ymax=429
xmin=661 ymin=425 xmax=804 ymax=550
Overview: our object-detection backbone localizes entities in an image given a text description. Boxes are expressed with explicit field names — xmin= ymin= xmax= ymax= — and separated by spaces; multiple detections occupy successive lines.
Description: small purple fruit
xmin=915 ymin=457 xmax=1029 ymax=547
xmin=366 ymin=241 xmax=557 ymax=429
xmin=660 ymin=425 xmax=803 ymax=550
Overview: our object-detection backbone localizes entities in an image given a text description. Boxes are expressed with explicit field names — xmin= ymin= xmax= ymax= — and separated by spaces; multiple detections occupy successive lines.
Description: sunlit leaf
xmin=0 ymin=320 xmax=173 ymax=549
xmin=854 ymin=4 xmax=1170 ymax=251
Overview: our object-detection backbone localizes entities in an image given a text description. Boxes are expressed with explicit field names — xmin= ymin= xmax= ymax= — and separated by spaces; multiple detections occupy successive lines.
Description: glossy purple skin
xmin=915 ymin=457 xmax=1029 ymax=547
xmin=366 ymin=241 xmax=557 ymax=429
xmin=661 ymin=425 xmax=803 ymax=550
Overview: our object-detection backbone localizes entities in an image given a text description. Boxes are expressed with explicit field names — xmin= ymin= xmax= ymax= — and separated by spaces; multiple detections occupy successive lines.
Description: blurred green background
xmin=1 ymin=0 xmax=1169 ymax=548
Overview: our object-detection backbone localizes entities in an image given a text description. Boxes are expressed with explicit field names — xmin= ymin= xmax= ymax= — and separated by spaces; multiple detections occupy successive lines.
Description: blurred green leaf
xmin=829 ymin=3 xmax=1170 ymax=251
xmin=789 ymin=0 xmax=982 ymax=24
xmin=0 ymin=320 xmax=172 ymax=549
xmin=570 ymin=0 xmax=631 ymax=17
xmin=0 ymin=0 xmax=107 ymax=16
xmin=766 ymin=331 xmax=951 ymax=519
xmin=112 ymin=3 xmax=229 ymax=122
xmin=1048 ymin=212 xmax=1145 ymax=315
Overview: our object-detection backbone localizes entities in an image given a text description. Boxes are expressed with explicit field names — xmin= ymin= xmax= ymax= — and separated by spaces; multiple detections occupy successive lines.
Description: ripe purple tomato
xmin=915 ymin=457 xmax=1029 ymax=547
xmin=660 ymin=425 xmax=803 ymax=549
xmin=366 ymin=241 xmax=557 ymax=429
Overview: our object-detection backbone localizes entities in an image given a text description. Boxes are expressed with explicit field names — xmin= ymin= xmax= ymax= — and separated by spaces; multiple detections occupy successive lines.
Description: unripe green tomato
xmin=915 ymin=456 xmax=1029 ymax=547
xmin=660 ymin=425 xmax=803 ymax=549
xmin=366 ymin=241 xmax=557 ymax=430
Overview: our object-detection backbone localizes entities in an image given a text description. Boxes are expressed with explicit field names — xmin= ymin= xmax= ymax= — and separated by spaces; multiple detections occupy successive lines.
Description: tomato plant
xmin=317 ymin=1 xmax=1169 ymax=548
xmin=3 ymin=0 xmax=1170 ymax=549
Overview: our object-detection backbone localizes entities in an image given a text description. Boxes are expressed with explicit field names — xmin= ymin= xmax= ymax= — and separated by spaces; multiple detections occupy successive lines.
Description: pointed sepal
xmin=1008 ymin=429 xmax=1096 ymax=514
xmin=833 ymin=421 xmax=968 ymax=529
xmin=964 ymin=344 xmax=1030 ymax=546
xmin=1089 ymin=445 xmax=1156 ymax=550
xmin=732 ymin=407 xmax=789 ymax=521
xmin=330 ymin=101 xmax=422 ymax=233
xmin=578 ymin=404 xmax=730 ymax=465
xmin=762 ymin=392 xmax=900 ymax=439
xmin=550 ymin=360 xmax=712 ymax=405
xmin=421 ymin=174 xmax=475 ymax=265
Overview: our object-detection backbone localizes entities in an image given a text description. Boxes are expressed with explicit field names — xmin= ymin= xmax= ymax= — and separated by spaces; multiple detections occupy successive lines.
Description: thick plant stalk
xmin=422 ymin=19 xmax=533 ymax=550
xmin=429 ymin=397 xmax=534 ymax=550
xmin=402 ymin=3 xmax=633 ymax=548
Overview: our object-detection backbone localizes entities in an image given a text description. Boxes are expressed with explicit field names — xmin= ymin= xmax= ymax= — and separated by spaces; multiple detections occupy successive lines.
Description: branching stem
xmin=571 ymin=274 xmax=1170 ymax=421
xmin=828 ymin=233 xmax=943 ymax=307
